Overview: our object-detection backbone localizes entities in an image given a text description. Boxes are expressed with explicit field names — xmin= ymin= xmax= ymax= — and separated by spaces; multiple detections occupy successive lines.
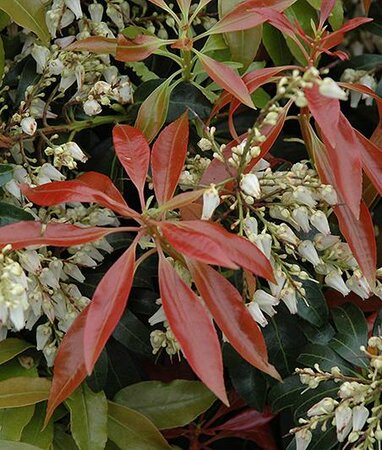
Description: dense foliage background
xmin=0 ymin=0 xmax=381 ymax=449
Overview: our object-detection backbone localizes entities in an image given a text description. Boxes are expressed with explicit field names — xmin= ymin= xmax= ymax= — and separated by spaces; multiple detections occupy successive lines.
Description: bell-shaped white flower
xmin=352 ymin=405 xmax=369 ymax=432
xmin=310 ymin=211 xmax=330 ymax=235
xmin=240 ymin=173 xmax=261 ymax=199
xmin=201 ymin=185 xmax=220 ymax=220
xmin=335 ymin=405 xmax=353 ymax=442
xmin=295 ymin=429 xmax=312 ymax=450
xmin=253 ymin=289 xmax=279 ymax=317
xmin=19 ymin=250 xmax=41 ymax=274
xmin=248 ymin=302 xmax=268 ymax=327
xmin=89 ymin=2 xmax=104 ymax=22
xmin=292 ymin=186 xmax=316 ymax=207
xmin=63 ymin=142 xmax=88 ymax=163
xmin=280 ymin=285 xmax=298 ymax=314
xmin=149 ymin=304 xmax=167 ymax=326
xmin=60 ymin=9 xmax=75 ymax=28
xmin=269 ymin=269 xmax=286 ymax=298
xmin=36 ymin=323 xmax=52 ymax=350
xmin=346 ymin=273 xmax=372 ymax=299
xmin=83 ymin=99 xmax=102 ymax=116
xmin=307 ymin=397 xmax=337 ymax=417
xmin=103 ymin=66 xmax=119 ymax=84
xmin=243 ymin=216 xmax=258 ymax=238
xmin=31 ymin=45 xmax=50 ymax=74
xmin=63 ymin=263 xmax=85 ymax=283
xmin=314 ymin=234 xmax=340 ymax=251
xmin=276 ymin=223 xmax=299 ymax=246
xmin=319 ymin=185 xmax=338 ymax=205
xmin=325 ymin=271 xmax=350 ymax=296
xmin=319 ymin=78 xmax=348 ymax=101
xmin=298 ymin=240 xmax=321 ymax=266
xmin=21 ymin=117 xmax=37 ymax=136
xmin=36 ymin=163 xmax=65 ymax=184
xmin=251 ymin=233 xmax=272 ymax=260
xmin=64 ymin=0 xmax=82 ymax=19
xmin=292 ymin=206 xmax=311 ymax=233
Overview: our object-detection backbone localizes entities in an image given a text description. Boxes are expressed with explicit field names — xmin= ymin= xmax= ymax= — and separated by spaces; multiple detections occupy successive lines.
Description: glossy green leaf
xmin=114 ymin=380 xmax=216 ymax=430
xmin=0 ymin=441 xmax=43 ymax=449
xmin=262 ymin=24 xmax=292 ymax=65
xmin=112 ymin=310 xmax=152 ymax=357
xmin=330 ymin=333 xmax=369 ymax=368
xmin=167 ymin=82 xmax=212 ymax=122
xmin=107 ymin=401 xmax=172 ymax=450
xmin=135 ymin=79 xmax=174 ymax=142
xmin=0 ymin=165 xmax=13 ymax=187
xmin=0 ymin=359 xmax=37 ymax=382
xmin=0 ymin=405 xmax=34 ymax=441
xmin=66 ymin=384 xmax=108 ymax=450
xmin=0 ymin=203 xmax=34 ymax=227
xmin=0 ymin=10 xmax=9 ymax=30
xmin=300 ymin=321 xmax=336 ymax=345
xmin=0 ymin=377 xmax=51 ymax=408
xmin=332 ymin=303 xmax=368 ymax=341
xmin=52 ymin=426 xmax=78 ymax=450
xmin=269 ymin=376 xmax=305 ymax=413
xmin=224 ymin=345 xmax=267 ymax=411
xmin=0 ymin=339 xmax=34 ymax=365
xmin=297 ymin=280 xmax=328 ymax=327
xmin=21 ymin=403 xmax=53 ymax=450
xmin=86 ymin=349 xmax=108 ymax=393
xmin=0 ymin=0 xmax=49 ymax=44
xmin=297 ymin=344 xmax=356 ymax=375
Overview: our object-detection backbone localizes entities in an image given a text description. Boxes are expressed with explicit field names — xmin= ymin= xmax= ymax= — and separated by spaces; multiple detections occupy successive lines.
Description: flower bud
xmin=295 ymin=429 xmax=312 ymax=450
xmin=63 ymin=142 xmax=88 ymax=163
xmin=292 ymin=206 xmax=311 ymax=233
xmin=201 ymin=186 xmax=220 ymax=220
xmin=307 ymin=397 xmax=337 ymax=417
xmin=89 ymin=2 xmax=104 ymax=22
xmin=248 ymin=302 xmax=268 ymax=327
xmin=310 ymin=211 xmax=330 ymax=235
xmin=325 ymin=271 xmax=350 ymax=296
xmin=21 ymin=117 xmax=37 ymax=136
xmin=83 ymin=99 xmax=102 ymax=116
xmin=298 ymin=241 xmax=320 ymax=266
xmin=319 ymin=78 xmax=348 ymax=101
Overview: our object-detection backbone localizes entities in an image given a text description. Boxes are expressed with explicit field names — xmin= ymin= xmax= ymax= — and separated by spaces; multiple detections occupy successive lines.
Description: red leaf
xmin=158 ymin=253 xmax=228 ymax=404
xmin=116 ymin=34 xmax=171 ymax=62
xmin=306 ymin=86 xmax=362 ymax=218
xmin=151 ymin=112 xmax=189 ymax=204
xmin=319 ymin=0 xmax=336 ymax=27
xmin=112 ymin=124 xmax=150 ymax=207
xmin=355 ymin=130 xmax=382 ymax=196
xmin=45 ymin=306 xmax=90 ymax=424
xmin=187 ymin=259 xmax=280 ymax=380
xmin=320 ymin=17 xmax=372 ymax=51
xmin=0 ymin=221 xmax=115 ymax=251
xmin=158 ymin=221 xmax=239 ymax=269
xmin=159 ymin=190 xmax=204 ymax=212
xmin=162 ymin=221 xmax=274 ymax=281
xmin=68 ymin=37 xmax=117 ymax=54
xmin=84 ymin=239 xmax=138 ymax=373
xmin=214 ymin=407 xmax=274 ymax=432
xmin=76 ymin=171 xmax=129 ymax=206
xmin=196 ymin=52 xmax=254 ymax=109
xmin=207 ymin=0 xmax=296 ymax=34
xmin=310 ymin=126 xmax=376 ymax=286
xmin=22 ymin=179 xmax=136 ymax=217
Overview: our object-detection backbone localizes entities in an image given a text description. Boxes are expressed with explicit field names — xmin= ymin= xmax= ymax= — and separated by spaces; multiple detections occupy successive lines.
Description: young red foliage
xmin=187 ymin=259 xmax=280 ymax=380
xmin=319 ymin=0 xmax=336 ymax=28
xmin=76 ymin=171 xmax=129 ymax=206
xmin=67 ymin=36 xmax=117 ymax=55
xmin=21 ymin=179 xmax=136 ymax=217
xmin=83 ymin=239 xmax=138 ymax=374
xmin=196 ymin=52 xmax=254 ymax=109
xmin=0 ymin=222 xmax=116 ymax=251
xmin=160 ymin=221 xmax=274 ymax=281
xmin=115 ymin=34 xmax=171 ymax=62
xmin=207 ymin=0 xmax=297 ymax=34
xmin=320 ymin=17 xmax=372 ymax=51
xmin=151 ymin=112 xmax=189 ymax=204
xmin=305 ymin=86 xmax=363 ymax=218
xmin=45 ymin=306 xmax=90 ymax=424
xmin=158 ymin=253 xmax=228 ymax=405
xmin=112 ymin=124 xmax=150 ymax=208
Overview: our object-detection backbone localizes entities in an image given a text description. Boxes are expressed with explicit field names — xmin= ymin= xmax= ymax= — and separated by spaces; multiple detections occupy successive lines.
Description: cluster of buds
xmin=45 ymin=141 xmax=88 ymax=170
xmin=341 ymin=69 xmax=377 ymax=108
xmin=179 ymin=154 xmax=211 ymax=189
xmin=82 ymin=76 xmax=133 ymax=116
xmin=292 ymin=338 xmax=382 ymax=450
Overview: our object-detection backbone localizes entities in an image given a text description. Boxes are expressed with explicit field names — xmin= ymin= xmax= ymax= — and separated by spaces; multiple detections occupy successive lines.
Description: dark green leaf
xmin=297 ymin=281 xmax=328 ymax=327
xmin=262 ymin=24 xmax=292 ymax=65
xmin=87 ymin=349 xmax=108 ymax=392
xmin=0 ymin=203 xmax=34 ymax=226
xmin=113 ymin=380 xmax=216 ymax=430
xmin=21 ymin=403 xmax=53 ymax=450
xmin=0 ymin=37 xmax=4 ymax=81
xmin=53 ymin=426 xmax=78 ymax=450
xmin=332 ymin=304 xmax=367 ymax=342
xmin=0 ymin=442 xmax=42 ymax=450
xmin=0 ymin=165 xmax=13 ymax=187
xmin=224 ymin=345 xmax=267 ymax=411
xmin=300 ymin=321 xmax=336 ymax=345
xmin=341 ymin=54 xmax=382 ymax=71
xmin=107 ymin=401 xmax=172 ymax=450
xmin=66 ymin=384 xmax=108 ymax=450
xmin=0 ymin=405 xmax=34 ymax=441
xmin=263 ymin=306 xmax=307 ymax=377
xmin=112 ymin=310 xmax=152 ymax=357
xmin=330 ymin=333 xmax=369 ymax=368
xmin=167 ymin=82 xmax=212 ymax=122
xmin=0 ymin=377 xmax=51 ymax=408
xmin=268 ymin=376 xmax=304 ymax=413
xmin=0 ymin=359 xmax=38 ymax=382
xmin=0 ymin=339 xmax=34 ymax=365
xmin=297 ymin=344 xmax=356 ymax=375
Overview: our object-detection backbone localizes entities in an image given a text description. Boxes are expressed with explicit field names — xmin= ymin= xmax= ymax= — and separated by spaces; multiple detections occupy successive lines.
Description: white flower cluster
xmin=341 ymin=69 xmax=377 ymax=108
xmin=292 ymin=337 xmax=382 ymax=450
